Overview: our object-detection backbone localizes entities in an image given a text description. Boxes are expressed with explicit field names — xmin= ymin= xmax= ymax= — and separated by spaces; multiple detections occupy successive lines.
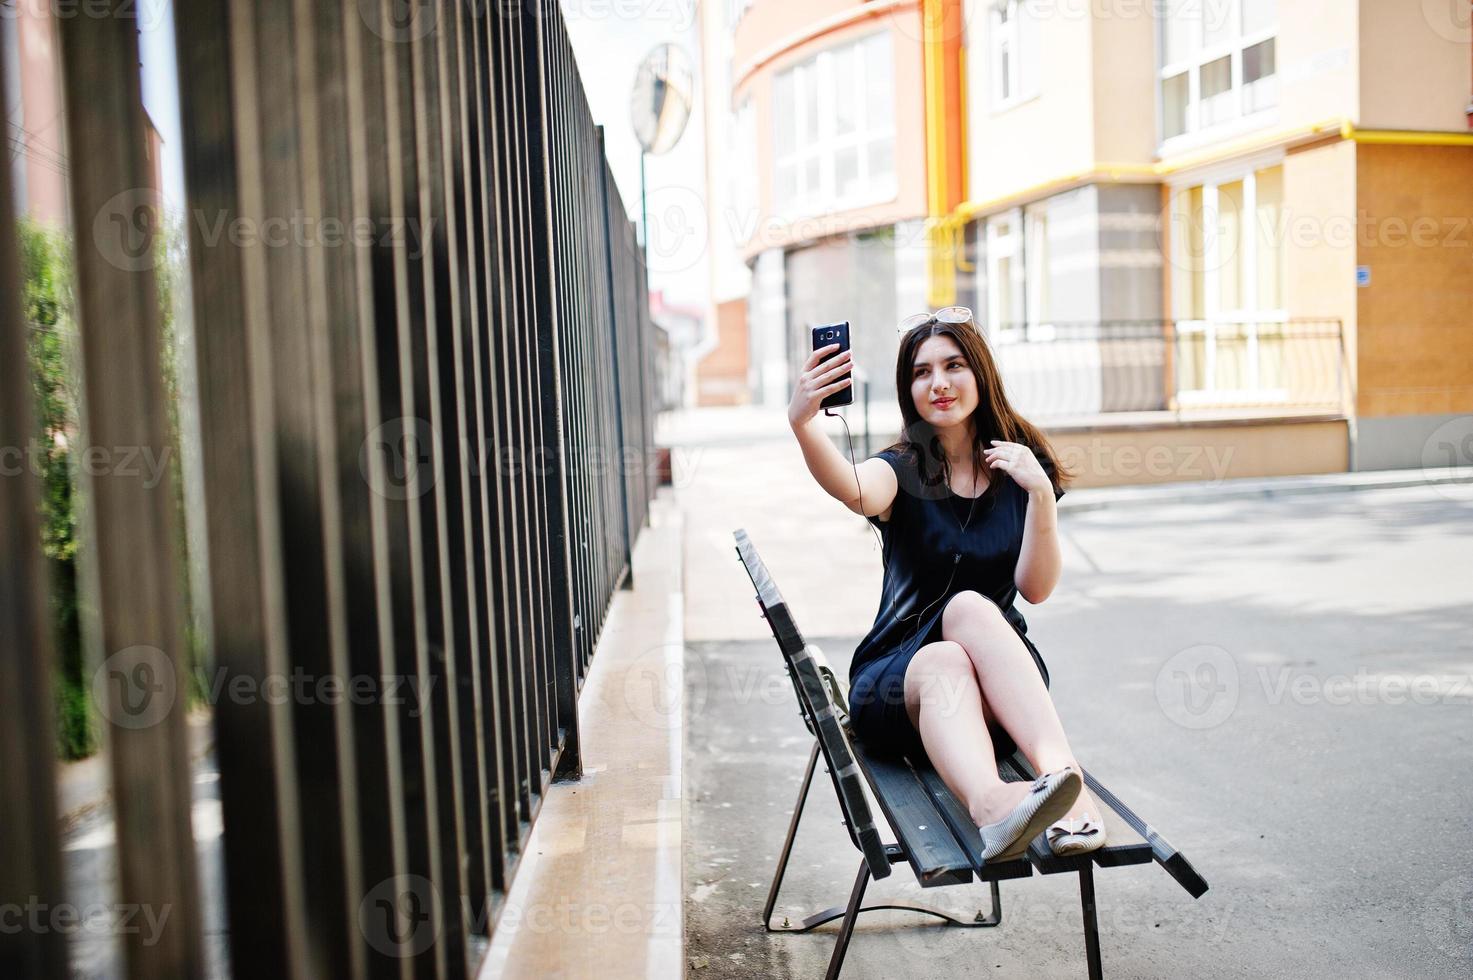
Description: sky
xmin=559 ymin=0 xmax=708 ymax=309
xmin=137 ymin=0 xmax=708 ymax=309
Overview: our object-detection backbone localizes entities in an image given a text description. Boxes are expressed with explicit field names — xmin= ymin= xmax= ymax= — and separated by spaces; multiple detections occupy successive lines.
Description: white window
xmin=990 ymin=0 xmax=1040 ymax=110
xmin=1023 ymin=210 xmax=1053 ymax=340
xmin=986 ymin=213 xmax=1023 ymax=342
xmin=772 ymin=32 xmax=896 ymax=217
xmin=1169 ymin=162 xmax=1288 ymax=403
xmin=985 ymin=209 xmax=1052 ymax=344
xmin=1158 ymin=0 xmax=1277 ymax=144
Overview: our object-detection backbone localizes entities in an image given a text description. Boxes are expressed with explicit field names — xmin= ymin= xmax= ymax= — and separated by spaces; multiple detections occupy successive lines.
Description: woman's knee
xmin=941 ymin=590 xmax=1006 ymax=635
xmin=906 ymin=641 xmax=972 ymax=681
xmin=904 ymin=642 xmax=975 ymax=719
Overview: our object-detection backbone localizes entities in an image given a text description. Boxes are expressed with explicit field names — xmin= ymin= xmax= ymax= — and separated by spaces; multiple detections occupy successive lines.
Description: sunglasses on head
xmin=897 ymin=306 xmax=975 ymax=334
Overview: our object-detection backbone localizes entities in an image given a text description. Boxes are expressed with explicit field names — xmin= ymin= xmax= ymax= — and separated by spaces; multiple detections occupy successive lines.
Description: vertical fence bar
xmin=378 ymin=1 xmax=460 ymax=974
xmin=526 ymin=0 xmax=584 ymax=782
xmin=56 ymin=5 xmax=204 ymax=977
xmin=356 ymin=2 xmax=448 ymax=976
xmin=330 ymin=1 xmax=416 ymax=977
xmin=406 ymin=0 xmax=473 ymax=971
xmin=440 ymin=0 xmax=495 ymax=937
xmin=464 ymin=0 xmax=517 ymax=898
xmin=254 ymin=0 xmax=365 ymax=972
xmin=0 ymin=37 xmax=68 ymax=980
xmin=510 ymin=0 xmax=555 ymax=793
xmin=476 ymin=0 xmax=531 ymax=880
xmin=173 ymin=3 xmax=312 ymax=975
xmin=504 ymin=0 xmax=554 ymax=802
xmin=488 ymin=0 xmax=538 ymax=834
xmin=597 ymin=128 xmax=638 ymax=593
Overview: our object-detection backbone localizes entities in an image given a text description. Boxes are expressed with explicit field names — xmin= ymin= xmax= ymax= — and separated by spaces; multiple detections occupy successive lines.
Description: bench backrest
xmin=734 ymin=529 xmax=893 ymax=880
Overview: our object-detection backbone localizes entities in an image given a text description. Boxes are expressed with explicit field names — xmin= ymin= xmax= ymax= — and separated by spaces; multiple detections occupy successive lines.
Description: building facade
xmin=950 ymin=0 xmax=1473 ymax=474
xmin=697 ymin=0 xmax=1473 ymax=478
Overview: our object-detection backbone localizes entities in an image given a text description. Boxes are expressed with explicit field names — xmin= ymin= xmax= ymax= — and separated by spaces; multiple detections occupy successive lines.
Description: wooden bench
xmin=734 ymin=529 xmax=1208 ymax=980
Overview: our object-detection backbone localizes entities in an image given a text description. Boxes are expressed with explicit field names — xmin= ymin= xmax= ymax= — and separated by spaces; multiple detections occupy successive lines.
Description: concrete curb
xmin=1057 ymin=468 xmax=1473 ymax=513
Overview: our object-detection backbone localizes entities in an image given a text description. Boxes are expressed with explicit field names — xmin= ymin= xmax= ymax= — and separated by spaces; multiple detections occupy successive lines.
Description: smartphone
xmin=811 ymin=321 xmax=852 ymax=409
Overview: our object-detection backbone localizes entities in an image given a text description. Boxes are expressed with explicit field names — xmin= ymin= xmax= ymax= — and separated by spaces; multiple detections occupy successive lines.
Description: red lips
xmin=932 ymin=397 xmax=955 ymax=408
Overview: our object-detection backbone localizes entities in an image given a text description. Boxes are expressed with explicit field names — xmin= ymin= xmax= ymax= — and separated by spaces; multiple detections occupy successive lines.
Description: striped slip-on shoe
xmin=1046 ymin=812 xmax=1107 ymax=857
xmin=977 ymin=766 xmax=1082 ymax=862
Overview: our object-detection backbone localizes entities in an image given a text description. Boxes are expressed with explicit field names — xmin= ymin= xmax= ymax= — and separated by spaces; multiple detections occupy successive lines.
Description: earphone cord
xmin=824 ymin=407 xmax=962 ymax=647
xmin=825 ymin=408 xmax=884 ymax=559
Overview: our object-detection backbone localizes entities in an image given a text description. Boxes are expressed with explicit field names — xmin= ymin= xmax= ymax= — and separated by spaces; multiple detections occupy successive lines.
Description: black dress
xmin=846 ymin=444 xmax=1065 ymax=766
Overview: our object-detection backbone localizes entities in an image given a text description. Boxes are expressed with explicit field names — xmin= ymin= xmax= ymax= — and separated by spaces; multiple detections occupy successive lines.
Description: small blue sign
xmin=1356 ymin=265 xmax=1371 ymax=287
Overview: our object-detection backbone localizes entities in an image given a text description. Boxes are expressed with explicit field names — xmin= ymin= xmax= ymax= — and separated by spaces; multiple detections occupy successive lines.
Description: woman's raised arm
xmin=787 ymin=343 xmax=897 ymax=518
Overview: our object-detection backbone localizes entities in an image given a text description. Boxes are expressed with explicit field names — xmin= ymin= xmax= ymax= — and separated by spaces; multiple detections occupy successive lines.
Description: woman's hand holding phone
xmin=787 ymin=343 xmax=854 ymax=428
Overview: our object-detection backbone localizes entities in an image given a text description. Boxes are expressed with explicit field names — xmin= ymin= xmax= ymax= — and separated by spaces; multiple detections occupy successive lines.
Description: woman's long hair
xmin=881 ymin=319 xmax=1071 ymax=509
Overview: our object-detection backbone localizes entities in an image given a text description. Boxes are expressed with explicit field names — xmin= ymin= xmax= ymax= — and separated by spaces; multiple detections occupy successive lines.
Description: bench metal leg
xmin=765 ymin=741 xmax=1005 ymax=940
xmin=825 ymin=859 xmax=870 ymax=980
xmin=1079 ymin=862 xmax=1103 ymax=980
xmin=763 ymin=740 xmax=822 ymax=930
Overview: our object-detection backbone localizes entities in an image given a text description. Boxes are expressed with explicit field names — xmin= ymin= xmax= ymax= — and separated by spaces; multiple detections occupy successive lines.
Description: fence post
xmin=0 ymin=40 xmax=68 ymax=980
xmin=57 ymin=6 xmax=204 ymax=976
xmin=527 ymin=0 xmax=584 ymax=781
xmin=596 ymin=127 xmax=637 ymax=591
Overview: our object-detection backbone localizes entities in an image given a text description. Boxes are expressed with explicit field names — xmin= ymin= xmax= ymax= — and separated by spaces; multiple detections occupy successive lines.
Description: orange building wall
xmin=1282 ymin=137 xmax=1360 ymax=416
xmin=15 ymin=0 xmax=68 ymax=226
xmin=1354 ymin=142 xmax=1473 ymax=418
xmin=695 ymin=298 xmax=751 ymax=406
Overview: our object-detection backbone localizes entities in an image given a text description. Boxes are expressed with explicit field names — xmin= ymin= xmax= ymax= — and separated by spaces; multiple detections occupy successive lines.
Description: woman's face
xmin=909 ymin=334 xmax=978 ymax=430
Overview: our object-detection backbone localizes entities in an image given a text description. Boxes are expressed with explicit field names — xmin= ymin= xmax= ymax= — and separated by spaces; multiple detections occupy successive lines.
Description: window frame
xmin=1156 ymin=0 xmax=1278 ymax=149
xmin=989 ymin=0 xmax=1040 ymax=113
xmin=1169 ymin=158 xmax=1290 ymax=403
xmin=770 ymin=31 xmax=898 ymax=219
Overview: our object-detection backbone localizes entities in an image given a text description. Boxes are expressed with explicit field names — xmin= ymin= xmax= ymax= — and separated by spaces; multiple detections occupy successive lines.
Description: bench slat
xmin=850 ymin=744 xmax=975 ymax=887
xmin=996 ymin=755 xmax=1169 ymax=877
xmin=911 ymin=766 xmax=1036 ymax=882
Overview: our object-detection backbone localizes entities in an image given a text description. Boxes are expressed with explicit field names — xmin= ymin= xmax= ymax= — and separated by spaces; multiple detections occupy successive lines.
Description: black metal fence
xmin=0 ymin=1 xmax=656 ymax=978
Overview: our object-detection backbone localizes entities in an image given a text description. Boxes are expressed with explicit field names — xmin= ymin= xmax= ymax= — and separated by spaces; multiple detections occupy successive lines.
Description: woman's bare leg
xmin=939 ymin=591 xmax=1099 ymax=822
xmin=901 ymin=641 xmax=1034 ymax=827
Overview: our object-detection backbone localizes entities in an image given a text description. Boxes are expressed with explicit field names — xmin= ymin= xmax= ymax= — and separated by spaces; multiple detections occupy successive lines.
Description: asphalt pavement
xmin=679 ymin=419 xmax=1473 ymax=979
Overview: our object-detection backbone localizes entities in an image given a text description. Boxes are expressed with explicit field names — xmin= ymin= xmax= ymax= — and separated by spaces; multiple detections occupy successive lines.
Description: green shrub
xmin=19 ymin=214 xmax=196 ymax=761
xmin=19 ymin=218 xmax=95 ymax=761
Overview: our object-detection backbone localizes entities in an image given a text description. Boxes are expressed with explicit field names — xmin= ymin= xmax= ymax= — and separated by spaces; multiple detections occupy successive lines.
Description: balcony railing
xmin=983 ymin=319 xmax=1349 ymax=421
